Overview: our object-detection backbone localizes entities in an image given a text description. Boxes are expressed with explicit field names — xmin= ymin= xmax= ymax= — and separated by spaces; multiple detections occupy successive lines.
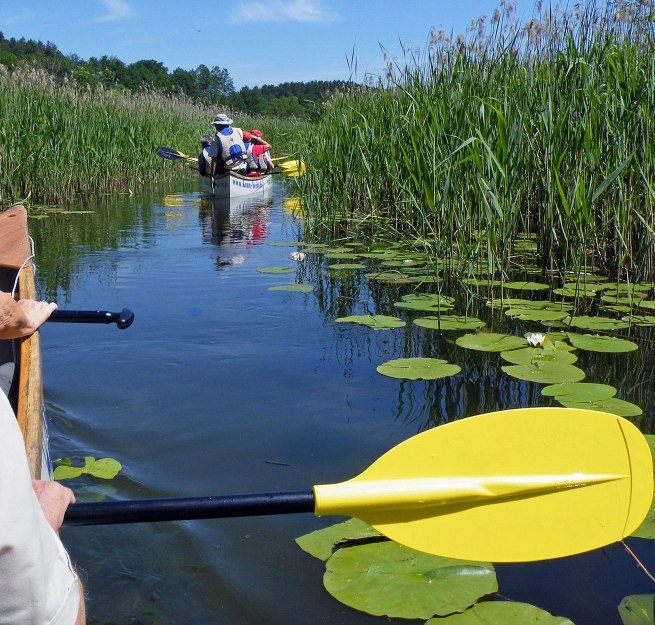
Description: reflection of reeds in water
xmin=298 ymin=0 xmax=655 ymax=283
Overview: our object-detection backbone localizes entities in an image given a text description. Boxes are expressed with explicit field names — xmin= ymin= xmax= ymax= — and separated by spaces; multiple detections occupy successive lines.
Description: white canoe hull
xmin=207 ymin=172 xmax=274 ymax=199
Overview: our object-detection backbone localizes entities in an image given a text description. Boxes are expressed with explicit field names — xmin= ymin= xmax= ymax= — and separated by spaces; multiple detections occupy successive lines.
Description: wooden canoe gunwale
xmin=0 ymin=205 xmax=45 ymax=479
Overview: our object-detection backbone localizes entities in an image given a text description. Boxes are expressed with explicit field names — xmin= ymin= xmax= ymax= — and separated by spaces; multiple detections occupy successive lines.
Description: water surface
xmin=30 ymin=179 xmax=655 ymax=625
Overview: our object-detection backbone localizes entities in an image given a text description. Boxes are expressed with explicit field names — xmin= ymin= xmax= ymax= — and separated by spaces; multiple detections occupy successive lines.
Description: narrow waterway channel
xmin=30 ymin=178 xmax=655 ymax=625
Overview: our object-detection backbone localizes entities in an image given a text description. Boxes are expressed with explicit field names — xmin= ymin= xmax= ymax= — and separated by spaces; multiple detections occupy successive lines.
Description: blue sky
xmin=0 ymin=1 xmax=535 ymax=89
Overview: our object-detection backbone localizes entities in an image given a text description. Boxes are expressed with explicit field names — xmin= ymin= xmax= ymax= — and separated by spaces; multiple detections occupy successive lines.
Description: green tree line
xmin=0 ymin=31 xmax=346 ymax=119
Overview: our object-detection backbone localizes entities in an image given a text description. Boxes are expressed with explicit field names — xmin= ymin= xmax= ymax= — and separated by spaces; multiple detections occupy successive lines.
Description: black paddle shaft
xmin=49 ymin=308 xmax=134 ymax=329
xmin=63 ymin=491 xmax=316 ymax=526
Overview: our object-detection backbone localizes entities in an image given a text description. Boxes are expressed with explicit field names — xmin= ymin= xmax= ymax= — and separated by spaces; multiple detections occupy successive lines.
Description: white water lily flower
xmin=290 ymin=251 xmax=306 ymax=261
xmin=525 ymin=332 xmax=546 ymax=347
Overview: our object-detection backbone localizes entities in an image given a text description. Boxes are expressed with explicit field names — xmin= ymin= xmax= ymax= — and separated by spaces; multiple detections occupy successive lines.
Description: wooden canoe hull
xmin=0 ymin=205 xmax=45 ymax=479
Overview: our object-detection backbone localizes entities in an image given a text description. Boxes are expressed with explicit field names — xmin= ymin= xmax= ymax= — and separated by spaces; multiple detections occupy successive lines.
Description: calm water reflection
xmin=29 ymin=179 xmax=655 ymax=625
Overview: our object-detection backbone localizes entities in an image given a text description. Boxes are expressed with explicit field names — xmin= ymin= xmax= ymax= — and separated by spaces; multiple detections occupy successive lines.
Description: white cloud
xmin=96 ymin=0 xmax=132 ymax=23
xmin=230 ymin=0 xmax=339 ymax=24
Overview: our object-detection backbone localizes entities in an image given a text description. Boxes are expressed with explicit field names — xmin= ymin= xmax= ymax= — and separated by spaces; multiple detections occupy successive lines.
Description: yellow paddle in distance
xmin=64 ymin=407 xmax=652 ymax=563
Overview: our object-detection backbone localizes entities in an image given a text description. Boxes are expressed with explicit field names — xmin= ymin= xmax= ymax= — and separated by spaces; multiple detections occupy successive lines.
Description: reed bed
xmin=298 ymin=0 xmax=655 ymax=283
xmin=0 ymin=65 xmax=301 ymax=205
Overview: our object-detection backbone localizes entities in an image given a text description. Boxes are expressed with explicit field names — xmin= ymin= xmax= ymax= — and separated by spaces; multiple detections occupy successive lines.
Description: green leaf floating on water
xmin=630 ymin=436 xmax=655 ymax=540
xmin=267 ymin=284 xmax=314 ymax=292
xmin=541 ymin=382 xmax=617 ymax=402
xmin=335 ymin=314 xmax=406 ymax=330
xmin=328 ymin=263 xmax=366 ymax=270
xmin=618 ymin=594 xmax=655 ymax=625
xmin=414 ymin=316 xmax=486 ymax=331
xmin=257 ymin=266 xmax=295 ymax=274
xmin=296 ymin=518 xmax=382 ymax=561
xmin=624 ymin=315 xmax=655 ymax=327
xmin=54 ymin=456 xmax=122 ymax=480
xmin=501 ymin=347 xmax=578 ymax=366
xmin=377 ymin=357 xmax=461 ymax=380
xmin=427 ymin=600 xmax=575 ymax=624
xmin=563 ymin=315 xmax=630 ymax=331
xmin=638 ymin=300 xmax=655 ymax=311
xmin=503 ymin=281 xmax=551 ymax=291
xmin=394 ymin=293 xmax=455 ymax=312
xmin=504 ymin=308 xmax=569 ymax=322
xmin=324 ymin=541 xmax=497 ymax=619
xmin=456 ymin=333 xmax=526 ymax=352
xmin=567 ymin=332 xmax=638 ymax=353
xmin=555 ymin=397 xmax=642 ymax=417
xmin=502 ymin=361 xmax=586 ymax=384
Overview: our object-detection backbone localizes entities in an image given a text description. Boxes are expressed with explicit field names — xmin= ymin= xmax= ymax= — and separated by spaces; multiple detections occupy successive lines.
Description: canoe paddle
xmin=156 ymin=146 xmax=196 ymax=164
xmin=63 ymin=408 xmax=654 ymax=563
xmin=49 ymin=308 xmax=134 ymax=329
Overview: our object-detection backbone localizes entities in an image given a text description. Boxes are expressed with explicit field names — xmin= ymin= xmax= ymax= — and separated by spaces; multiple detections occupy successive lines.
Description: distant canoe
xmin=0 ymin=205 xmax=47 ymax=479
xmin=204 ymin=171 xmax=274 ymax=200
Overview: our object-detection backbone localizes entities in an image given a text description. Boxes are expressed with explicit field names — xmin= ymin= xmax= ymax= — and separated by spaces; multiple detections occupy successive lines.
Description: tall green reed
xmin=298 ymin=0 xmax=655 ymax=283
xmin=0 ymin=65 xmax=302 ymax=206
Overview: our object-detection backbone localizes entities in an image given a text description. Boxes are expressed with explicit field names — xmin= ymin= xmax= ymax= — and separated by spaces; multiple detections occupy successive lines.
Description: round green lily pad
xmin=504 ymin=308 xmax=569 ymax=322
xmin=541 ymin=382 xmax=617 ymax=402
xmin=556 ymin=397 xmax=642 ymax=417
xmin=324 ymin=541 xmax=497 ymax=619
xmin=365 ymin=271 xmax=414 ymax=284
xmin=502 ymin=362 xmax=586 ymax=384
xmin=428 ymin=600 xmax=575 ymax=624
xmin=623 ymin=315 xmax=655 ymax=327
xmin=296 ymin=519 xmax=381 ymax=561
xmin=618 ymin=594 xmax=655 ymax=624
xmin=503 ymin=281 xmax=551 ymax=291
xmin=268 ymin=284 xmax=314 ymax=293
xmin=414 ymin=316 xmax=486 ymax=331
xmin=456 ymin=333 xmax=526 ymax=352
xmin=563 ymin=315 xmax=630 ymax=330
xmin=257 ymin=266 xmax=295 ymax=274
xmin=500 ymin=347 xmax=578 ymax=366
xmin=328 ymin=263 xmax=366 ymax=270
xmin=637 ymin=300 xmax=655 ymax=311
xmin=335 ymin=314 xmax=406 ymax=330
xmin=566 ymin=332 xmax=638 ymax=353
xmin=377 ymin=358 xmax=461 ymax=380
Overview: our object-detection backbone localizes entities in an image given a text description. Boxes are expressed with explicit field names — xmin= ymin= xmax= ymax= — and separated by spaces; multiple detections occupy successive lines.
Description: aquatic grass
xmin=0 ymin=64 xmax=304 ymax=205
xmin=298 ymin=0 xmax=655 ymax=284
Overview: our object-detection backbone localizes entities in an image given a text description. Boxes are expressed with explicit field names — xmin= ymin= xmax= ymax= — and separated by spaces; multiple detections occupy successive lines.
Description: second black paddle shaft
xmin=64 ymin=491 xmax=315 ymax=526
xmin=49 ymin=308 xmax=134 ymax=329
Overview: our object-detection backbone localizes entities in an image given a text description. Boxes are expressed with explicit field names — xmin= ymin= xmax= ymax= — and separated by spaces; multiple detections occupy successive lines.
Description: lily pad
xmin=324 ymin=541 xmax=497 ymax=619
xmin=428 ymin=600 xmax=575 ymax=624
xmin=456 ymin=333 xmax=526 ymax=352
xmin=541 ymin=382 xmax=617 ymax=402
xmin=563 ymin=315 xmax=630 ymax=331
xmin=54 ymin=456 xmax=122 ymax=480
xmin=556 ymin=397 xmax=642 ymax=417
xmin=296 ymin=519 xmax=381 ymax=561
xmin=267 ymin=284 xmax=314 ymax=293
xmin=637 ymin=300 xmax=655 ymax=311
xmin=502 ymin=362 xmax=586 ymax=384
xmin=618 ymin=594 xmax=654 ymax=625
xmin=414 ymin=316 xmax=486 ymax=331
xmin=394 ymin=293 xmax=455 ymax=312
xmin=365 ymin=271 xmax=414 ymax=284
xmin=257 ymin=266 xmax=295 ymax=274
xmin=377 ymin=357 xmax=461 ymax=380
xmin=500 ymin=347 xmax=578 ymax=366
xmin=566 ymin=332 xmax=638 ymax=353
xmin=624 ymin=315 xmax=655 ymax=327
xmin=328 ymin=263 xmax=366 ymax=270
xmin=503 ymin=281 xmax=551 ymax=291
xmin=504 ymin=308 xmax=569 ymax=322
xmin=335 ymin=314 xmax=406 ymax=330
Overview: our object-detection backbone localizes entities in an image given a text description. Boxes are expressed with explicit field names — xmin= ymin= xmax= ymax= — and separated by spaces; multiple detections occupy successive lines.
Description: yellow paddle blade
xmin=277 ymin=159 xmax=306 ymax=176
xmin=313 ymin=408 xmax=653 ymax=562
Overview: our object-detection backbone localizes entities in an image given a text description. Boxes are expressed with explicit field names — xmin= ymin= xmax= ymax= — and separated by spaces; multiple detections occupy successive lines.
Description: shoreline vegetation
xmin=298 ymin=0 xmax=655 ymax=284
xmin=0 ymin=64 xmax=304 ymax=206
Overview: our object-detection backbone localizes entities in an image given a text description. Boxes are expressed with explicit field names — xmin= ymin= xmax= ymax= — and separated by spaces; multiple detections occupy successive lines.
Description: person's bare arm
xmin=0 ymin=292 xmax=57 ymax=339
xmin=32 ymin=480 xmax=75 ymax=532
